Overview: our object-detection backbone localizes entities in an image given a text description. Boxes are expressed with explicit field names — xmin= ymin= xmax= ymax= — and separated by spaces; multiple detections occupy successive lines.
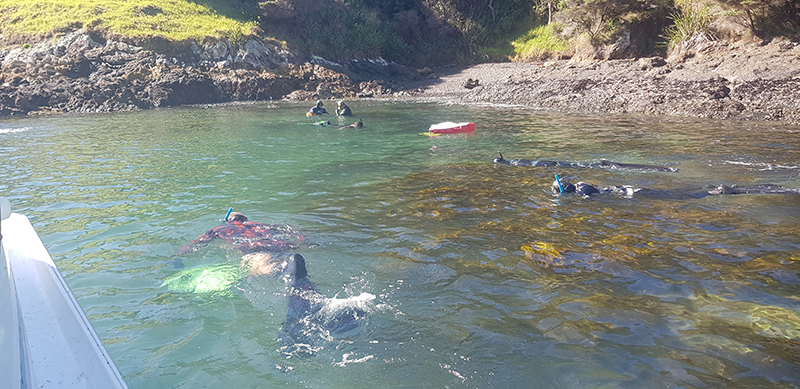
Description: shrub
xmin=663 ymin=3 xmax=716 ymax=50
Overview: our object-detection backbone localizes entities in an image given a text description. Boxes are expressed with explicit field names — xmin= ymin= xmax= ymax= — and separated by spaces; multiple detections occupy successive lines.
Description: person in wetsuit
xmin=168 ymin=213 xmax=368 ymax=341
xmin=492 ymin=152 xmax=580 ymax=168
xmin=340 ymin=119 xmax=363 ymax=129
xmin=308 ymin=100 xmax=329 ymax=116
xmin=178 ymin=212 xmax=304 ymax=255
xmin=168 ymin=211 xmax=307 ymax=291
xmin=551 ymin=178 xmax=643 ymax=197
xmin=493 ymin=152 xmax=679 ymax=172
xmin=550 ymin=177 xmax=800 ymax=198
xmin=336 ymin=100 xmax=352 ymax=117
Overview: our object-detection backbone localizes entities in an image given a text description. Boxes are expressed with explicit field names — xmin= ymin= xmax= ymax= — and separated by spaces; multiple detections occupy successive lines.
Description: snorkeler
xmin=308 ymin=100 xmax=329 ymax=116
xmin=493 ymin=152 xmax=679 ymax=172
xmin=166 ymin=213 xmax=369 ymax=341
xmin=168 ymin=211 xmax=308 ymax=291
xmin=335 ymin=100 xmax=352 ymax=117
xmin=550 ymin=177 xmax=643 ymax=197
xmin=178 ymin=211 xmax=304 ymax=255
xmin=550 ymin=176 xmax=800 ymax=198
xmin=340 ymin=119 xmax=363 ymax=129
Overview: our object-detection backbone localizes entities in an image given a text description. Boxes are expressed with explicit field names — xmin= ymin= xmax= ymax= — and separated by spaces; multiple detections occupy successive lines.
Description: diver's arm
xmin=178 ymin=229 xmax=217 ymax=255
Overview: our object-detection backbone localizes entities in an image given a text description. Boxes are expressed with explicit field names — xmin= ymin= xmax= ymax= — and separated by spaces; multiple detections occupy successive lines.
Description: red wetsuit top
xmin=179 ymin=221 xmax=304 ymax=255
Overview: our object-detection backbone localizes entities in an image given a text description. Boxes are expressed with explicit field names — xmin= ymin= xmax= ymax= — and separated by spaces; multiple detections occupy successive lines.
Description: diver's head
xmin=552 ymin=179 xmax=576 ymax=194
xmin=337 ymin=100 xmax=344 ymax=107
xmin=316 ymin=100 xmax=324 ymax=107
xmin=226 ymin=212 xmax=248 ymax=223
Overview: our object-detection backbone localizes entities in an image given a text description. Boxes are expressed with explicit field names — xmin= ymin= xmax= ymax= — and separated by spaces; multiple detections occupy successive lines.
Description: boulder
xmin=605 ymin=31 xmax=631 ymax=60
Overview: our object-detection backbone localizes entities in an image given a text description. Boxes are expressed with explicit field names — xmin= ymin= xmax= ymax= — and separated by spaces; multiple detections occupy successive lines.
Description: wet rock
xmin=283 ymin=90 xmax=318 ymax=101
xmin=462 ymin=78 xmax=480 ymax=89
xmin=358 ymin=80 xmax=392 ymax=97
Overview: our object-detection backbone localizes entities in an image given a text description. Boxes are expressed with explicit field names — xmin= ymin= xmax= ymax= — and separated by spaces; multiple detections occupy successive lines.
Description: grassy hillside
xmin=0 ymin=0 xmax=256 ymax=42
xmin=1 ymin=0 xmax=796 ymax=66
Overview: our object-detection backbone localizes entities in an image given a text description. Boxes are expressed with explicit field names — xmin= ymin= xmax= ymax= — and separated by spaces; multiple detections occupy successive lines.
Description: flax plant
xmin=663 ymin=3 xmax=717 ymax=50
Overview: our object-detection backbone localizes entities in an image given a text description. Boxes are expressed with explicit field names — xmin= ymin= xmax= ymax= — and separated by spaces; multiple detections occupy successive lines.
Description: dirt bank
xmin=396 ymin=39 xmax=800 ymax=123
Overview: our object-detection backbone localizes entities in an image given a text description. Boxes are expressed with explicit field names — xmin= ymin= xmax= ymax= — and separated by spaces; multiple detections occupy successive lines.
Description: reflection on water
xmin=1 ymin=102 xmax=799 ymax=388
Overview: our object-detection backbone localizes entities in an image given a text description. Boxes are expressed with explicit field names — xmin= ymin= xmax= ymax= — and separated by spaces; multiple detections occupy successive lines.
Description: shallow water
xmin=2 ymin=101 xmax=799 ymax=388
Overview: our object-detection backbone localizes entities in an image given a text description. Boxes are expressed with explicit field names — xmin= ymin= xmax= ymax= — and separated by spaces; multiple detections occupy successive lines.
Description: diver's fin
xmin=291 ymin=254 xmax=308 ymax=279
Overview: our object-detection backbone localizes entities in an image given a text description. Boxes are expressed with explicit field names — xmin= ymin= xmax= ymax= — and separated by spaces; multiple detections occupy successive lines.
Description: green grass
xmin=510 ymin=24 xmax=568 ymax=60
xmin=0 ymin=0 xmax=257 ymax=41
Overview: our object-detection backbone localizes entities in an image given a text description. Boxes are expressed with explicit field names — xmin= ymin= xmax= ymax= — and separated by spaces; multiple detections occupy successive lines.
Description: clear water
xmin=2 ymin=101 xmax=799 ymax=388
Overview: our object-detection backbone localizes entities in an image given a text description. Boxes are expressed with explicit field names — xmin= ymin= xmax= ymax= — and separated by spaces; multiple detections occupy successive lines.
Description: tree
xmin=557 ymin=0 xmax=669 ymax=42
xmin=716 ymin=0 xmax=800 ymax=36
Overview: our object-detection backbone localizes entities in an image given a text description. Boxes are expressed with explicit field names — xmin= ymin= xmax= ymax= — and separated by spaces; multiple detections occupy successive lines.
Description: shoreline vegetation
xmin=0 ymin=0 xmax=798 ymax=122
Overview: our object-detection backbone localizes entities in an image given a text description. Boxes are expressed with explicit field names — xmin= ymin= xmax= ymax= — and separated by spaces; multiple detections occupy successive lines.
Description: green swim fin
xmin=162 ymin=263 xmax=247 ymax=293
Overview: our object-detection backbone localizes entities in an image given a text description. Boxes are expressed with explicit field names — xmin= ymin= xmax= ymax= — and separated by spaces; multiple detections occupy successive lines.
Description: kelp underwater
xmin=317 ymin=161 xmax=800 ymax=387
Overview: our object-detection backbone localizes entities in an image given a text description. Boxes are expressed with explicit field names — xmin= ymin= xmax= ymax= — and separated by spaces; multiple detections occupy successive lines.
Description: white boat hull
xmin=1 ymin=204 xmax=127 ymax=389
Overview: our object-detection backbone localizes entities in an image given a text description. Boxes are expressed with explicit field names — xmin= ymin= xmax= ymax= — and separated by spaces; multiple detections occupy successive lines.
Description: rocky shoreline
xmin=2 ymin=30 xmax=799 ymax=123
xmin=0 ymin=30 xmax=410 ymax=116
xmin=400 ymin=39 xmax=800 ymax=123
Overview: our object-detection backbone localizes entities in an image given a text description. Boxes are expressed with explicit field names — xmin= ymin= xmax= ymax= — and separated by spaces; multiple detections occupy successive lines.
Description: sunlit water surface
xmin=2 ymin=101 xmax=799 ymax=388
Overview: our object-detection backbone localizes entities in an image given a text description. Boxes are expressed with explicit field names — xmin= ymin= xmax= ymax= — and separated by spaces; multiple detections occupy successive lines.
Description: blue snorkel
xmin=224 ymin=207 xmax=233 ymax=221
xmin=555 ymin=174 xmax=565 ymax=194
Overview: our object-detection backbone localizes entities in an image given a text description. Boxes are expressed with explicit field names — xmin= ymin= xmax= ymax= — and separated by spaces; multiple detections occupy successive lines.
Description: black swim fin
xmin=290 ymin=253 xmax=308 ymax=280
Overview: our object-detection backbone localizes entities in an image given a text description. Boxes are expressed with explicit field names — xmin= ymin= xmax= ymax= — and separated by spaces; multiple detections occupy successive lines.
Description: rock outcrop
xmin=0 ymin=30 xmax=414 ymax=116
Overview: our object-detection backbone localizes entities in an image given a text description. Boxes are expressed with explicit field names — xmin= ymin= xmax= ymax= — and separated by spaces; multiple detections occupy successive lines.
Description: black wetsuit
xmin=309 ymin=106 xmax=329 ymax=115
xmin=336 ymin=104 xmax=352 ymax=116
xmin=552 ymin=179 xmax=800 ymax=198
xmin=493 ymin=152 xmax=679 ymax=172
